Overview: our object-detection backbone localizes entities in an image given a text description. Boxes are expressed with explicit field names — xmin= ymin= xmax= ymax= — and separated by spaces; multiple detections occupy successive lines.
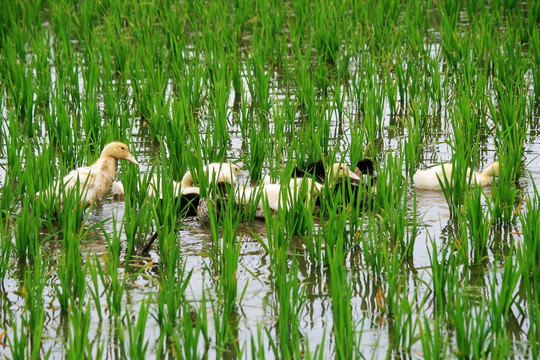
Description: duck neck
xmin=95 ymin=156 xmax=117 ymax=182
xmin=481 ymin=163 xmax=495 ymax=177
xmin=182 ymin=171 xmax=195 ymax=187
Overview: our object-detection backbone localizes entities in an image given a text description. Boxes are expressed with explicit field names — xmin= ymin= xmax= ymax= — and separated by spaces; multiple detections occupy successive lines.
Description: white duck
xmin=234 ymin=177 xmax=323 ymax=218
xmin=38 ymin=142 xmax=139 ymax=207
xmin=413 ymin=161 xmax=500 ymax=190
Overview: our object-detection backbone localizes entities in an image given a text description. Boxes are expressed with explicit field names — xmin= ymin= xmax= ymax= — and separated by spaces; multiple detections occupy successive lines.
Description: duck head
xmin=103 ymin=142 xmax=139 ymax=165
xmin=329 ymin=163 xmax=361 ymax=182
xmin=355 ymin=159 xmax=374 ymax=177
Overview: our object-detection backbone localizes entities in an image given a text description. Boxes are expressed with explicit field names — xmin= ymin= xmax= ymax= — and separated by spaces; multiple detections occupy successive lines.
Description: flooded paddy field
xmin=1 ymin=0 xmax=539 ymax=358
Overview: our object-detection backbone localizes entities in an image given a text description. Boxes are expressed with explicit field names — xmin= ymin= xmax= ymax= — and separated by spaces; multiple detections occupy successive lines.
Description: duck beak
xmin=125 ymin=154 xmax=140 ymax=166
xmin=348 ymin=170 xmax=361 ymax=181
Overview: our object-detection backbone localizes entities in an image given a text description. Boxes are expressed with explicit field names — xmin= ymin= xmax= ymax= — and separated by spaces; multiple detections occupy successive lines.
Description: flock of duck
xmin=37 ymin=142 xmax=501 ymax=223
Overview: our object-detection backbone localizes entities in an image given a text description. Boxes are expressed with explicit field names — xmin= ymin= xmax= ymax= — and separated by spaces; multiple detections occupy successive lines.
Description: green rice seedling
xmin=427 ymin=239 xmax=459 ymax=317
xmin=53 ymin=195 xmax=89 ymax=310
xmin=310 ymin=104 xmax=333 ymax=157
xmin=202 ymin=195 xmax=242 ymax=354
xmin=31 ymin=153 xmax=68 ymax=229
xmin=462 ymin=185 xmax=492 ymax=265
xmin=439 ymin=90 xmax=485 ymax=216
xmin=130 ymin=2 xmax=161 ymax=57
xmin=518 ymin=182 xmax=540 ymax=356
xmin=361 ymin=78 xmax=386 ymax=144
xmin=74 ymin=0 xmax=99 ymax=45
xmin=313 ymin=59 xmax=331 ymax=94
xmin=124 ymin=295 xmax=151 ymax=360
xmin=303 ymin=218 xmax=324 ymax=269
xmin=312 ymin=0 xmax=342 ymax=64
xmin=170 ymin=55 xmax=206 ymax=115
xmin=86 ymin=256 xmax=104 ymax=322
xmin=387 ymin=289 xmax=419 ymax=355
xmin=448 ymin=292 xmax=492 ymax=359
xmin=13 ymin=197 xmax=41 ymax=261
xmin=249 ymin=325 xmax=267 ymax=359
xmin=65 ymin=301 xmax=94 ymax=359
xmin=177 ymin=293 xmax=210 ymax=359
xmin=384 ymin=68 xmax=399 ymax=117
xmin=325 ymin=210 xmax=355 ymax=359
xmin=361 ymin=214 xmax=388 ymax=279
xmin=518 ymin=248 xmax=540 ymax=358
xmin=43 ymin=86 xmax=77 ymax=150
xmin=146 ymin=160 xmax=185 ymax=250
xmin=205 ymin=59 xmax=232 ymax=155
xmin=81 ymin=60 xmax=102 ymax=145
xmin=285 ymin=179 xmax=317 ymax=237
xmin=245 ymin=53 xmax=271 ymax=119
xmin=489 ymin=60 xmax=529 ymax=223
xmin=404 ymin=101 xmax=427 ymax=178
xmin=237 ymin=91 xmax=251 ymax=141
xmin=367 ymin=0 xmax=402 ymax=54
xmin=99 ymin=48 xmax=125 ymax=121
xmin=382 ymin=243 xmax=409 ymax=318
xmin=160 ymin=1 xmax=188 ymax=54
xmin=332 ymin=73 xmax=349 ymax=123
xmin=438 ymin=0 xmax=463 ymax=71
xmin=4 ymin=111 xmax=24 ymax=173
xmin=164 ymin=100 xmax=191 ymax=176
xmin=202 ymin=201 xmax=223 ymax=277
xmin=262 ymin=208 xmax=307 ymax=358
xmin=272 ymin=251 xmax=306 ymax=358
xmin=418 ymin=313 xmax=449 ymax=360
xmin=2 ymin=37 xmax=35 ymax=126
xmin=6 ymin=309 xmax=31 ymax=359
xmin=247 ymin=121 xmax=266 ymax=180
xmin=487 ymin=251 xmax=520 ymax=343
xmin=14 ymin=252 xmax=49 ymax=360
xmin=291 ymin=43 xmax=317 ymax=117
xmin=123 ymin=173 xmax=155 ymax=261
xmin=28 ymin=32 xmax=51 ymax=108
xmin=220 ymin=207 xmax=241 ymax=313
xmin=426 ymin=56 xmax=443 ymax=109
xmin=131 ymin=59 xmax=171 ymax=140
xmin=154 ymin=246 xmax=192 ymax=332
xmin=97 ymin=223 xmax=127 ymax=318
xmin=0 ymin=218 xmax=11 ymax=282
xmin=211 ymin=294 xmax=240 ymax=359
xmin=374 ymin=151 xmax=417 ymax=258
xmin=531 ymin=26 xmax=540 ymax=102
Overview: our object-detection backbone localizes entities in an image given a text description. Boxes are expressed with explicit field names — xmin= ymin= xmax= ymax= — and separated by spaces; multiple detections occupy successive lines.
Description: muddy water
xmin=2 ymin=62 xmax=540 ymax=359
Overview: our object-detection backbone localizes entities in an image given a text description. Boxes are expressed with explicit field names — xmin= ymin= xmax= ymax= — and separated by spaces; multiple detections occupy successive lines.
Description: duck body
xmin=203 ymin=163 xmax=240 ymax=186
xmin=292 ymin=160 xmax=361 ymax=184
xmin=413 ymin=161 xmax=500 ymax=190
xmin=38 ymin=142 xmax=139 ymax=208
xmin=349 ymin=158 xmax=377 ymax=208
xmin=196 ymin=163 xmax=242 ymax=222
xmin=148 ymin=177 xmax=201 ymax=217
xmin=292 ymin=160 xmax=327 ymax=182
xmin=231 ymin=177 xmax=322 ymax=219
xmin=292 ymin=160 xmax=370 ymax=209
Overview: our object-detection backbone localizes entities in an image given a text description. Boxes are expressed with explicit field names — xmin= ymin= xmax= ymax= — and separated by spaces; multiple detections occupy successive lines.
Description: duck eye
xmin=121 ymin=146 xmax=125 ymax=150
